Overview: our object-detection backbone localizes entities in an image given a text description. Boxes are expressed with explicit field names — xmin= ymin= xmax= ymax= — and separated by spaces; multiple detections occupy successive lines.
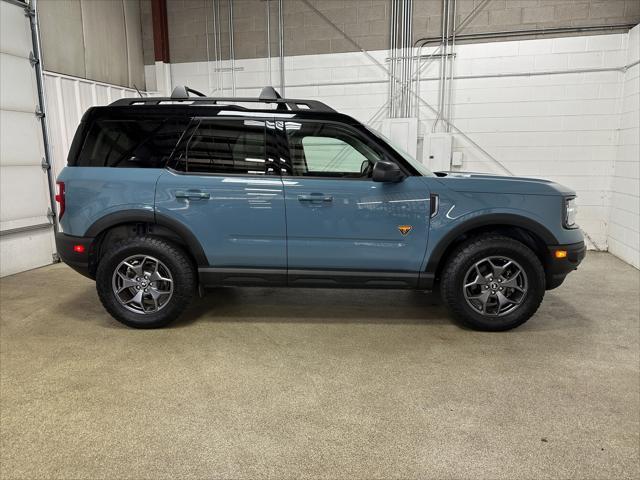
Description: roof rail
xmin=109 ymin=85 xmax=336 ymax=112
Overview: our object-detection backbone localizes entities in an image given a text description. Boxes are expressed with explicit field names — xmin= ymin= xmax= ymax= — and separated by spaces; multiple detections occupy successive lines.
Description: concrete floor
xmin=0 ymin=252 xmax=638 ymax=479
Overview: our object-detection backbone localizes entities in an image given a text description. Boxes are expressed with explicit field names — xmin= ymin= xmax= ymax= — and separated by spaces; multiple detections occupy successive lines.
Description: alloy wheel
xmin=463 ymin=256 xmax=528 ymax=317
xmin=112 ymin=255 xmax=174 ymax=314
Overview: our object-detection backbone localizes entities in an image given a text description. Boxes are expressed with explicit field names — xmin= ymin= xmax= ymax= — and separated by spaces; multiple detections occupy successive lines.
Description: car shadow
xmin=53 ymin=283 xmax=594 ymax=333
xmin=172 ymin=287 xmax=450 ymax=327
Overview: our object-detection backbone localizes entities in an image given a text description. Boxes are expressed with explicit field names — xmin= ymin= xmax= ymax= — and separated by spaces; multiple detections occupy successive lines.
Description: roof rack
xmin=109 ymin=86 xmax=336 ymax=113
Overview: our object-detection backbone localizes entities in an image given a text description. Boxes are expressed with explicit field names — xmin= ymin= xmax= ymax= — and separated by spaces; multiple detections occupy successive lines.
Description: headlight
xmin=564 ymin=197 xmax=578 ymax=228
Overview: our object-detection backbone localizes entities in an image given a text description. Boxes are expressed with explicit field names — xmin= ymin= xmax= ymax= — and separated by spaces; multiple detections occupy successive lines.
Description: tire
xmin=96 ymin=236 xmax=195 ymax=328
xmin=440 ymin=234 xmax=545 ymax=331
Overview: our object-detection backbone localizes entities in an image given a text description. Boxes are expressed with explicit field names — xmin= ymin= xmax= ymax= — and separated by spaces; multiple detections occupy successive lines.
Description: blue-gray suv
xmin=55 ymin=87 xmax=585 ymax=331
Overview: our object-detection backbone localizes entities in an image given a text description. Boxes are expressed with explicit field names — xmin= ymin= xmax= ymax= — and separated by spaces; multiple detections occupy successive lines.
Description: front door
xmin=155 ymin=117 xmax=287 ymax=285
xmin=280 ymin=120 xmax=431 ymax=287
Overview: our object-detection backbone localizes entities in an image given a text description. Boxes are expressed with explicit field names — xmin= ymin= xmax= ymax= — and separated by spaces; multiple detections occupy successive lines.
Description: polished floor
xmin=0 ymin=252 xmax=638 ymax=479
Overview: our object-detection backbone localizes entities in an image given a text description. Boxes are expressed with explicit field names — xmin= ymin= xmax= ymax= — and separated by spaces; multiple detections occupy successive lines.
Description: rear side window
xmin=76 ymin=118 xmax=189 ymax=168
xmin=169 ymin=119 xmax=270 ymax=175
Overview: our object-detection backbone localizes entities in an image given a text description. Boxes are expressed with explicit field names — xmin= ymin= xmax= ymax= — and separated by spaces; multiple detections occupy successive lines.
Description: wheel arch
xmin=426 ymin=213 xmax=557 ymax=283
xmin=85 ymin=210 xmax=208 ymax=275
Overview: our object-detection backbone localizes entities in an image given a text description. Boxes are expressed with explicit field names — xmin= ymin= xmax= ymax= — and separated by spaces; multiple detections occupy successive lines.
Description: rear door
xmin=280 ymin=120 xmax=431 ymax=287
xmin=155 ymin=116 xmax=287 ymax=285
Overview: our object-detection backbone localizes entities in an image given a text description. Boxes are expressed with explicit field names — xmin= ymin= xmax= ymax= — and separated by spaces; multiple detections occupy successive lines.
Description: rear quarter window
xmin=75 ymin=118 xmax=189 ymax=168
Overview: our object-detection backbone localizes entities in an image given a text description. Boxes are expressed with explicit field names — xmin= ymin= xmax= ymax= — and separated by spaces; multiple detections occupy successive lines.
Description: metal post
xmin=432 ymin=0 xmax=447 ymax=132
xmin=216 ymin=0 xmax=223 ymax=93
xmin=28 ymin=0 xmax=58 ymax=233
xmin=211 ymin=0 xmax=218 ymax=93
xmin=405 ymin=0 xmax=413 ymax=116
xmin=228 ymin=0 xmax=236 ymax=96
xmin=397 ymin=0 xmax=407 ymax=117
xmin=278 ymin=0 xmax=285 ymax=95
xmin=445 ymin=0 xmax=457 ymax=132
xmin=204 ymin=1 xmax=212 ymax=93
xmin=389 ymin=0 xmax=396 ymax=117
xmin=266 ymin=0 xmax=272 ymax=85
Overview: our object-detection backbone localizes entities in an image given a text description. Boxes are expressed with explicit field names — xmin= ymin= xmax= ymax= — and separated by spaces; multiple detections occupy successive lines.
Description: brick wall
xmin=143 ymin=0 xmax=640 ymax=65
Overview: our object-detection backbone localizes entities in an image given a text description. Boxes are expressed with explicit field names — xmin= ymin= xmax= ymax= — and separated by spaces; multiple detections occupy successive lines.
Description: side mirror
xmin=372 ymin=160 xmax=404 ymax=183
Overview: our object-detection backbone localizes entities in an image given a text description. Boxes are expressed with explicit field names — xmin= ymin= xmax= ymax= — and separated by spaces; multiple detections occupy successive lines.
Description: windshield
xmin=366 ymin=126 xmax=435 ymax=177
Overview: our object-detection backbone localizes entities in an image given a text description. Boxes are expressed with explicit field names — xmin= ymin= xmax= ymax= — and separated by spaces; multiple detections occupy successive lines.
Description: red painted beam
xmin=151 ymin=0 xmax=170 ymax=63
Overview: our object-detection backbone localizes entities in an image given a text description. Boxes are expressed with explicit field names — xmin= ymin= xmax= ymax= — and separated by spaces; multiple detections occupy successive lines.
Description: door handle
xmin=175 ymin=190 xmax=210 ymax=200
xmin=298 ymin=194 xmax=333 ymax=203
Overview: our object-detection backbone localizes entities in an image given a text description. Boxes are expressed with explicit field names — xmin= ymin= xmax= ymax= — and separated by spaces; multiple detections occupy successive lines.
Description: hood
xmin=434 ymin=172 xmax=575 ymax=196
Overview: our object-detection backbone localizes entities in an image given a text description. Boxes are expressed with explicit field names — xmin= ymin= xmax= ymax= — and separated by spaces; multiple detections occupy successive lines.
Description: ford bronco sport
xmin=55 ymin=86 xmax=585 ymax=331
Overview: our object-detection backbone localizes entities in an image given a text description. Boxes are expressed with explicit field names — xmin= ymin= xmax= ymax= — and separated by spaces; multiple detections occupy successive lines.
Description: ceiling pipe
xmin=414 ymin=23 xmax=637 ymax=49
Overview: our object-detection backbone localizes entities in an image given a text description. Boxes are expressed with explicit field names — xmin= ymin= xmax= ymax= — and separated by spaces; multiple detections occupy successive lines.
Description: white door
xmin=0 ymin=0 xmax=55 ymax=277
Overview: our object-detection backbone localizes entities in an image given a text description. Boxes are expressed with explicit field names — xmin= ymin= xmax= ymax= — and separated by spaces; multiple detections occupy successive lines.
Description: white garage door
xmin=0 ymin=0 xmax=55 ymax=277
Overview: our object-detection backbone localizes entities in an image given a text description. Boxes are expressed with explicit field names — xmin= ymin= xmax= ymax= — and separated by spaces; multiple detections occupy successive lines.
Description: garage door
xmin=0 ymin=0 xmax=55 ymax=277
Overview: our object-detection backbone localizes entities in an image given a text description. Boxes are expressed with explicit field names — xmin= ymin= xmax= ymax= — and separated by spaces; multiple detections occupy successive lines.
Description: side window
xmin=285 ymin=121 xmax=383 ymax=178
xmin=170 ymin=119 xmax=269 ymax=175
xmin=76 ymin=118 xmax=189 ymax=168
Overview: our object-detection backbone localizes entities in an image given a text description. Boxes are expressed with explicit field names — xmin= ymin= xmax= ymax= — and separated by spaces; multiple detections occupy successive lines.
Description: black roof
xmin=109 ymin=85 xmax=336 ymax=113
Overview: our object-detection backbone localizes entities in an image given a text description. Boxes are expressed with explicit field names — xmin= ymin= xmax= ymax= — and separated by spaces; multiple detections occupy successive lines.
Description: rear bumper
xmin=544 ymin=241 xmax=586 ymax=290
xmin=55 ymin=232 xmax=95 ymax=279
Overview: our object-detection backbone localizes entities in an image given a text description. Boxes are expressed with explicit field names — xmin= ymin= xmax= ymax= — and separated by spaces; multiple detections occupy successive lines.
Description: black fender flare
xmin=425 ymin=213 xmax=559 ymax=276
xmin=84 ymin=209 xmax=208 ymax=266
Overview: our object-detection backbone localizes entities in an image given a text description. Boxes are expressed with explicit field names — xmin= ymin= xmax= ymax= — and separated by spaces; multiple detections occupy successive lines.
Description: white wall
xmin=0 ymin=1 xmax=56 ymax=277
xmin=43 ymin=71 xmax=150 ymax=181
xmin=430 ymin=34 xmax=627 ymax=250
xmin=164 ymin=30 xmax=639 ymax=263
xmin=609 ymin=25 xmax=639 ymax=268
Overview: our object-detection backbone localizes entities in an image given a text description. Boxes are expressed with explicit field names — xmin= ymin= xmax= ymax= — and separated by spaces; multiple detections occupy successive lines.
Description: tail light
xmin=55 ymin=181 xmax=65 ymax=219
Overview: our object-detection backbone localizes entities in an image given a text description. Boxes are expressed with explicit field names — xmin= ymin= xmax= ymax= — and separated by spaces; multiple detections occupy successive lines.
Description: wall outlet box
xmin=424 ymin=132 xmax=453 ymax=172
xmin=452 ymin=151 xmax=464 ymax=167
xmin=380 ymin=117 xmax=419 ymax=158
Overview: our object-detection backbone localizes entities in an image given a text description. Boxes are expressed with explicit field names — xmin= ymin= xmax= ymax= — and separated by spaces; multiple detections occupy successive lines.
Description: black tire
xmin=96 ymin=236 xmax=195 ymax=328
xmin=440 ymin=234 xmax=545 ymax=331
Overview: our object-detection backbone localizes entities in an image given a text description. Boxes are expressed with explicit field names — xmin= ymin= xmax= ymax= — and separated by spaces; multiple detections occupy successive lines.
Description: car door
xmin=280 ymin=120 xmax=431 ymax=287
xmin=155 ymin=116 xmax=287 ymax=285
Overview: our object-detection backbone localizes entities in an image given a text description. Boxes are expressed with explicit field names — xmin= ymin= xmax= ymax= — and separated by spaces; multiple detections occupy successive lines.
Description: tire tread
xmin=440 ymin=234 xmax=545 ymax=331
xmin=95 ymin=236 xmax=195 ymax=328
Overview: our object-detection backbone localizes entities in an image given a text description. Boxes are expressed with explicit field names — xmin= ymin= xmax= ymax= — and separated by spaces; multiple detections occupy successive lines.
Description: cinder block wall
xmin=141 ymin=1 xmax=639 ymax=265
xmin=608 ymin=24 xmax=639 ymax=268
xmin=141 ymin=0 xmax=640 ymax=65
xmin=165 ymin=31 xmax=637 ymax=255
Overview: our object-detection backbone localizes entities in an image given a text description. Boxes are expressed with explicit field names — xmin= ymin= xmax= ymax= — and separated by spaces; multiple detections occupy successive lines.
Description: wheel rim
xmin=112 ymin=255 xmax=174 ymax=315
xmin=463 ymin=256 xmax=528 ymax=317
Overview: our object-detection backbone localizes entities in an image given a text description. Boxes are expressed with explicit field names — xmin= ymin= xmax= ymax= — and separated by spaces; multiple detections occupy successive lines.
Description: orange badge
xmin=398 ymin=225 xmax=412 ymax=236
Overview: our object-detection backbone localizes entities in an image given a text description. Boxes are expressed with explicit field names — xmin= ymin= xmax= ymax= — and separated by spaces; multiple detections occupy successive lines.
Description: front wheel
xmin=440 ymin=234 xmax=545 ymax=331
xmin=96 ymin=237 xmax=195 ymax=328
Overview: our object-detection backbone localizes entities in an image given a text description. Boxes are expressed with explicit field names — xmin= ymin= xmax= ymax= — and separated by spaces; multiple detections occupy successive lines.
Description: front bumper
xmin=544 ymin=241 xmax=586 ymax=290
xmin=55 ymin=232 xmax=95 ymax=279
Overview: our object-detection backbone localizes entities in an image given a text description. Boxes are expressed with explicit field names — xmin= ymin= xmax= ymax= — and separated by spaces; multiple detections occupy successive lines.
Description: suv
xmin=55 ymin=86 xmax=585 ymax=331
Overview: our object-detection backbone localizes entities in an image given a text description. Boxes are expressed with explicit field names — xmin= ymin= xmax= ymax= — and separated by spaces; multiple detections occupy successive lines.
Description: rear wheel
xmin=96 ymin=237 xmax=195 ymax=328
xmin=440 ymin=234 xmax=545 ymax=331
